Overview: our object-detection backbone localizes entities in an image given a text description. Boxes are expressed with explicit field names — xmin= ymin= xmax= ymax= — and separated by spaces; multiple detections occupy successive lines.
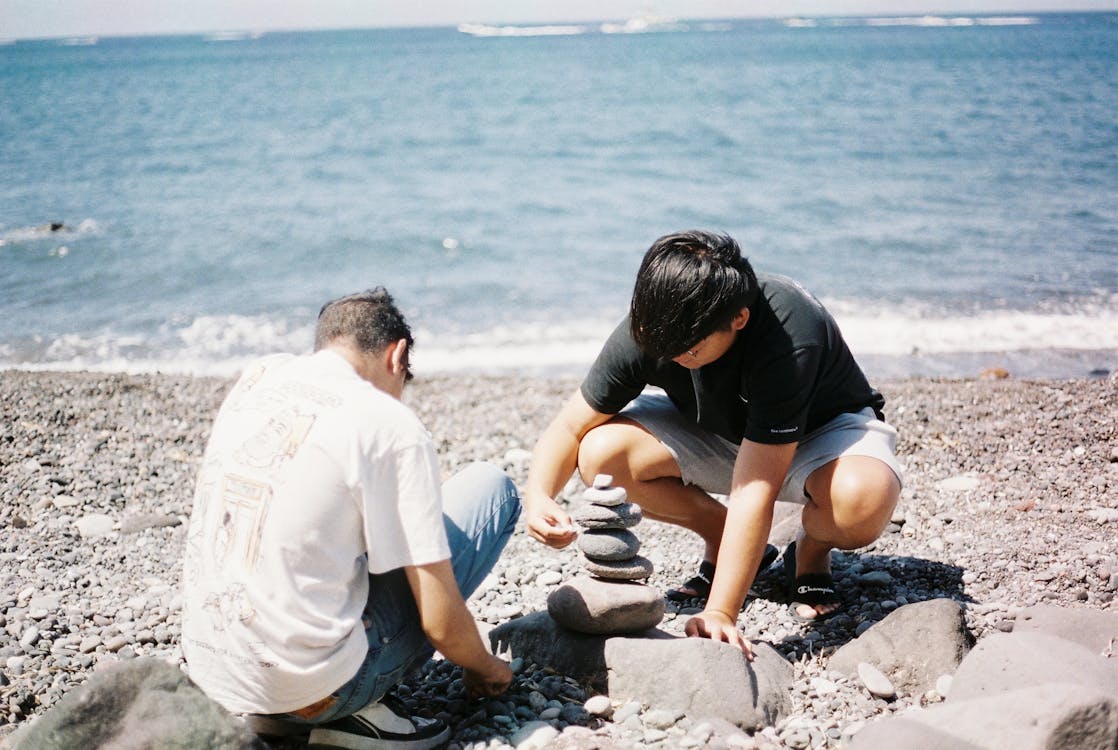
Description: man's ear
xmin=730 ymin=307 xmax=750 ymax=331
xmin=387 ymin=338 xmax=408 ymax=376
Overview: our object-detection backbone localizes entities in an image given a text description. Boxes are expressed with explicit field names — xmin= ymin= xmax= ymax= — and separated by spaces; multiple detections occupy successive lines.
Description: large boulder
xmin=851 ymin=683 xmax=1118 ymax=750
xmin=829 ymin=598 xmax=972 ymax=696
xmin=948 ymin=630 xmax=1118 ymax=702
xmin=10 ymin=658 xmax=258 ymax=750
xmin=490 ymin=612 xmax=793 ymax=729
xmin=603 ymin=634 xmax=793 ymax=730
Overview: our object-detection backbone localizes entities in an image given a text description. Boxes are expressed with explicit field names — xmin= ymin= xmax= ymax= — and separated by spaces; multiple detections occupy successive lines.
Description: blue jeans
xmin=275 ymin=461 xmax=520 ymax=724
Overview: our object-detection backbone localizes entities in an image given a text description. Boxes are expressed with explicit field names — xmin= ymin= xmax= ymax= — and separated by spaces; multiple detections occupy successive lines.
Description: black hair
xmin=629 ymin=230 xmax=759 ymax=359
xmin=315 ymin=287 xmax=414 ymax=379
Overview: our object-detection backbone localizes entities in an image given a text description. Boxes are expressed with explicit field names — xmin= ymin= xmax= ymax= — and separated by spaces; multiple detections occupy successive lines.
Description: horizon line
xmin=2 ymin=8 xmax=1114 ymax=44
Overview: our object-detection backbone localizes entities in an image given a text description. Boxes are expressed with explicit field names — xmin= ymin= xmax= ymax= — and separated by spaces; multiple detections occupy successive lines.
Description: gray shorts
xmin=619 ymin=392 xmax=903 ymax=504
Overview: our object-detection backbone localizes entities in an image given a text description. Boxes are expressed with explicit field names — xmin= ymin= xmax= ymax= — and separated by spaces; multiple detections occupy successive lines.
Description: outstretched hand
xmin=684 ymin=609 xmax=754 ymax=660
xmin=525 ymin=496 xmax=577 ymax=549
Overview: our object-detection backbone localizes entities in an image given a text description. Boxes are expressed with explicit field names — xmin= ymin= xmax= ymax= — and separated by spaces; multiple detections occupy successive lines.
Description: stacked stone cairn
xmin=546 ymin=474 xmax=665 ymax=635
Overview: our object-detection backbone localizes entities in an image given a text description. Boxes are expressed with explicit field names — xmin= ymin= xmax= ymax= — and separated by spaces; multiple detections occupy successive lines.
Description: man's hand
xmin=463 ymin=654 xmax=513 ymax=698
xmin=525 ymin=495 xmax=577 ymax=549
xmin=684 ymin=609 xmax=754 ymax=660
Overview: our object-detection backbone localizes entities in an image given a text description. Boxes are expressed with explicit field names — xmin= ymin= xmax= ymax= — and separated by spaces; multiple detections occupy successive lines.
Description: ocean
xmin=2 ymin=13 xmax=1116 ymax=380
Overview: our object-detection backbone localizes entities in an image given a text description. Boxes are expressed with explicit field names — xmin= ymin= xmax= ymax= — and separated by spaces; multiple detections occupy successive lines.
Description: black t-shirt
xmin=580 ymin=273 xmax=885 ymax=445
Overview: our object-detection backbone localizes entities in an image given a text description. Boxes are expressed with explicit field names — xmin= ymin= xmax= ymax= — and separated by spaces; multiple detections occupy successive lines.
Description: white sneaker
xmin=307 ymin=695 xmax=450 ymax=750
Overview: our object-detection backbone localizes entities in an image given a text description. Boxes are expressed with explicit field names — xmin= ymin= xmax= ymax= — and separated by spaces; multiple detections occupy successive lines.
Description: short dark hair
xmin=315 ymin=287 xmax=414 ymax=378
xmin=629 ymin=230 xmax=759 ymax=359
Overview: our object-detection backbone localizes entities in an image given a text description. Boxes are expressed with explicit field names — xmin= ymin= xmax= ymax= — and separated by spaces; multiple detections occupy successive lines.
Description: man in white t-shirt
xmin=182 ymin=288 xmax=520 ymax=750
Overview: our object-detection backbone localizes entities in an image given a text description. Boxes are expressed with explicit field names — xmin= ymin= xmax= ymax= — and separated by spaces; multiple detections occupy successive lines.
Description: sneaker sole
xmin=307 ymin=725 xmax=450 ymax=750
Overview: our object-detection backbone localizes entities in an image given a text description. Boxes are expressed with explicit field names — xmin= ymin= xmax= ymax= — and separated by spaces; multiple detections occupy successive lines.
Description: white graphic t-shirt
xmin=181 ymin=349 xmax=450 ymax=714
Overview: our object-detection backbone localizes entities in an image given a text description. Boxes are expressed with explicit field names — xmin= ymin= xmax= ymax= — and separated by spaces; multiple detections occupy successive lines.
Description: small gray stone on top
xmin=578 ymin=528 xmax=640 ymax=562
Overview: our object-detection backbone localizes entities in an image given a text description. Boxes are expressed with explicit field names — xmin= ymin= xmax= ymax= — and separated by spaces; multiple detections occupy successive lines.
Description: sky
xmin=3 ymin=0 xmax=1118 ymax=40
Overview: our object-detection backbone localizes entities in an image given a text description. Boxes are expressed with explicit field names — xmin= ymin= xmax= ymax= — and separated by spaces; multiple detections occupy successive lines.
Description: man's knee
xmin=578 ymin=419 xmax=681 ymax=487
xmin=808 ymin=458 xmax=899 ymax=544
xmin=576 ymin=422 xmax=632 ymax=483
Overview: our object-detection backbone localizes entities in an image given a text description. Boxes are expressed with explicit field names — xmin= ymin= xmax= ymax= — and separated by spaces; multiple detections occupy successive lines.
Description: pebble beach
xmin=1 ymin=368 xmax=1117 ymax=749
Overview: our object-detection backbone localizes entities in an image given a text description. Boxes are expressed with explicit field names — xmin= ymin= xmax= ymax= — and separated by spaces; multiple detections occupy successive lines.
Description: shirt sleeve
xmin=580 ymin=317 xmax=648 ymax=414
xmin=742 ymin=345 xmax=823 ymax=444
xmin=361 ymin=438 xmax=451 ymax=574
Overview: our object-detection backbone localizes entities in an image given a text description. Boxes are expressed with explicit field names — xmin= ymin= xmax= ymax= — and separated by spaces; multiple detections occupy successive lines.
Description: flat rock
xmin=856 ymin=662 xmax=896 ymax=699
xmin=489 ymin=612 xmax=793 ymax=730
xmin=120 ymin=513 xmax=181 ymax=534
xmin=547 ymin=575 xmax=664 ymax=634
xmin=850 ymin=683 xmax=1118 ymax=750
xmin=74 ymin=513 xmax=115 ymax=538
xmin=604 ymin=635 xmax=793 ymax=730
xmin=510 ymin=720 xmax=561 ymax=749
xmin=578 ymin=528 xmax=640 ymax=561
xmin=948 ymin=630 xmax=1118 ymax=702
xmin=571 ymin=501 xmax=643 ymax=529
xmin=937 ymin=475 xmax=981 ymax=492
xmin=829 ymin=598 xmax=973 ymax=697
xmin=1012 ymin=604 xmax=1118 ymax=654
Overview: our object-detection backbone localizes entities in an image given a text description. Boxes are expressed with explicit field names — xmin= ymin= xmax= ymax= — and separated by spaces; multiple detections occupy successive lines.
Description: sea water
xmin=1 ymin=13 xmax=1116 ymax=379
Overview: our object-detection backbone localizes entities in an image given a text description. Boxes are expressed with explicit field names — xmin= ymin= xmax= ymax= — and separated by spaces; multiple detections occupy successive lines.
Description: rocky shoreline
xmin=1 ymin=369 xmax=1116 ymax=748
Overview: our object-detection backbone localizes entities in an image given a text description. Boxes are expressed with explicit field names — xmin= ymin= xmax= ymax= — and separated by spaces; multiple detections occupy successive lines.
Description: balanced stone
xmin=571 ymin=502 xmax=643 ymax=529
xmin=578 ymin=529 xmax=640 ymax=562
xmin=547 ymin=575 xmax=665 ymax=634
xmin=582 ymin=485 xmax=628 ymax=506
xmin=584 ymin=555 xmax=654 ymax=581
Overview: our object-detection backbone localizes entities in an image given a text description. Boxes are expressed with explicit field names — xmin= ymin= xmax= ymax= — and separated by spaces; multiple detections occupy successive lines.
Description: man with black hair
xmin=183 ymin=288 xmax=519 ymax=749
xmin=524 ymin=231 xmax=902 ymax=657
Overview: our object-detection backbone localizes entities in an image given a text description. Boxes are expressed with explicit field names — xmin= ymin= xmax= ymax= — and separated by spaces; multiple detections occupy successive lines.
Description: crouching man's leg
xmin=791 ymin=412 xmax=902 ymax=620
xmin=254 ymin=462 xmax=519 ymax=748
xmin=356 ymin=461 xmax=521 ymax=699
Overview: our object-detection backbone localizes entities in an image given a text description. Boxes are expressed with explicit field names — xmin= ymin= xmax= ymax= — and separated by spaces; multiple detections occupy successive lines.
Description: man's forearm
xmin=706 ymin=492 xmax=775 ymax=617
xmin=705 ymin=439 xmax=795 ymax=618
xmin=405 ymin=562 xmax=494 ymax=672
xmin=525 ymin=423 xmax=580 ymax=508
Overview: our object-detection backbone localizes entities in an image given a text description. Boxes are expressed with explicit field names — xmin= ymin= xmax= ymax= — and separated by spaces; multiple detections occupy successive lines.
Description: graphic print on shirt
xmin=202 ymin=582 xmax=255 ymax=631
xmin=214 ymin=474 xmax=272 ymax=571
xmin=234 ymin=405 xmax=316 ymax=474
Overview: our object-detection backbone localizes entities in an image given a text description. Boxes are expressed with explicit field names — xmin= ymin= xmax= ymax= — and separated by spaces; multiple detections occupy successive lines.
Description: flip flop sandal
xmin=665 ymin=543 xmax=779 ymax=602
xmin=784 ymin=541 xmax=841 ymax=623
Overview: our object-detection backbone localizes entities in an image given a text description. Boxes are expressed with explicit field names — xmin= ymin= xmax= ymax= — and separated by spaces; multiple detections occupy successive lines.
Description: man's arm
xmin=684 ymin=439 xmax=796 ymax=657
xmin=404 ymin=560 xmax=511 ymax=697
xmin=523 ymin=389 xmax=613 ymax=548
